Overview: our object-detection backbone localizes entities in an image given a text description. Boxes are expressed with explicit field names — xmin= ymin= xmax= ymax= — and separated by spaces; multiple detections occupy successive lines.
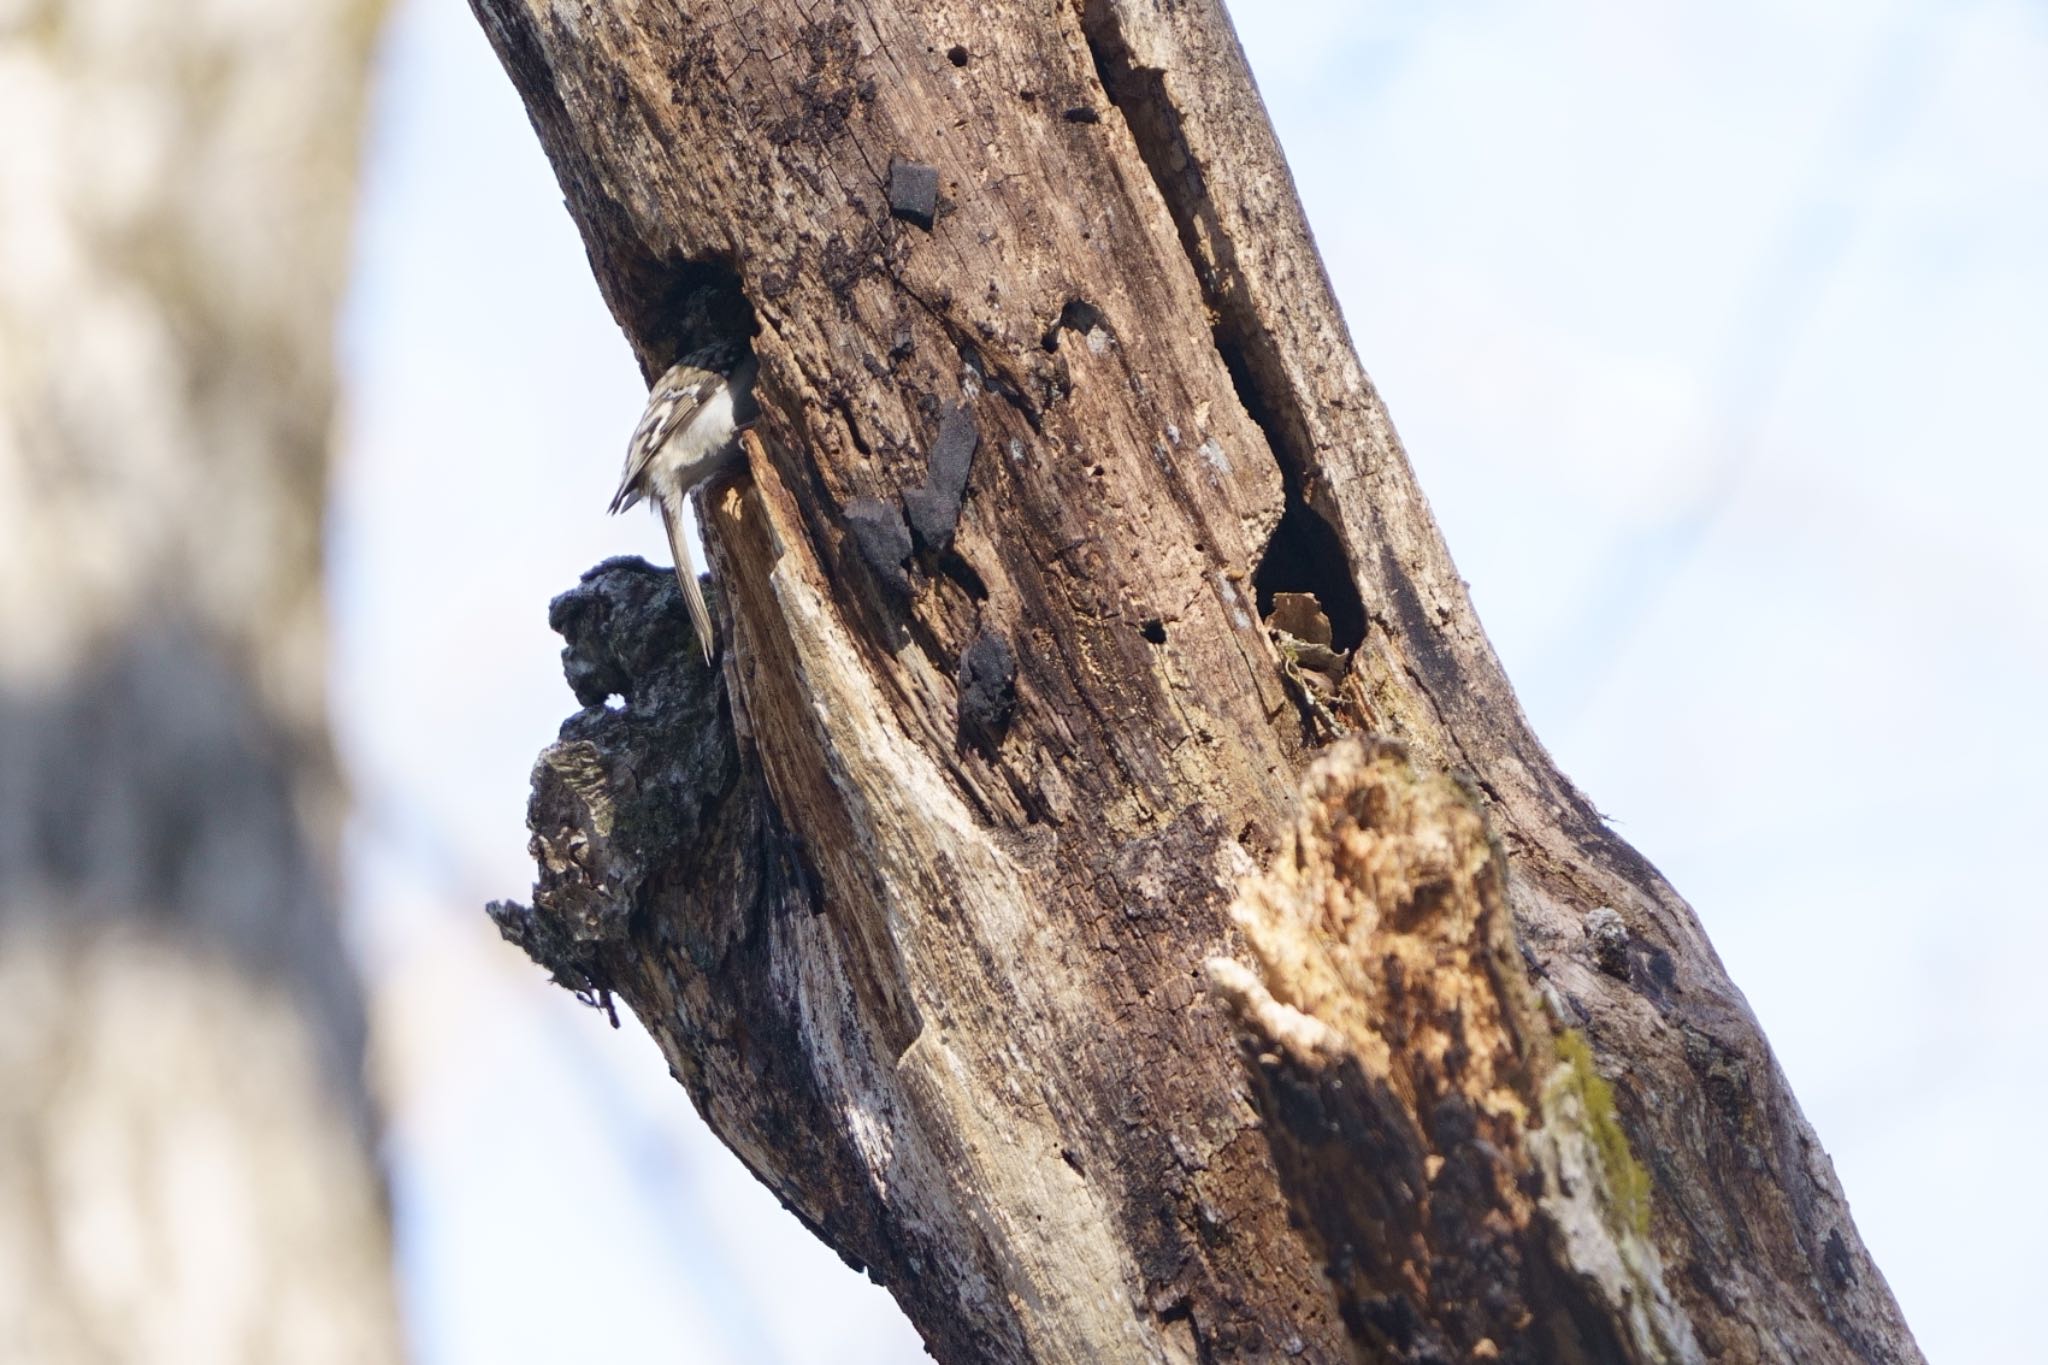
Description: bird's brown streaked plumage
xmin=610 ymin=343 xmax=757 ymax=662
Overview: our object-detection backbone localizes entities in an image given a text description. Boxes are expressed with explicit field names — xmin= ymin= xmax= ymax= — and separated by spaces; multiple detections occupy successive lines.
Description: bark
xmin=474 ymin=2 xmax=1921 ymax=1361
xmin=0 ymin=4 xmax=400 ymax=1362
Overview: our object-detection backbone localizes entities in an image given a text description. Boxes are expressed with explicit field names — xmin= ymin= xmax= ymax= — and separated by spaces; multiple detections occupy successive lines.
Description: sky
xmin=333 ymin=1 xmax=2048 ymax=1359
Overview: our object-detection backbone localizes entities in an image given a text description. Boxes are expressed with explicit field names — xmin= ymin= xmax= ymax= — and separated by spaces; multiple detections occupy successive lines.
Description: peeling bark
xmin=1211 ymin=740 xmax=1693 ymax=1361
xmin=476 ymin=2 xmax=1921 ymax=1360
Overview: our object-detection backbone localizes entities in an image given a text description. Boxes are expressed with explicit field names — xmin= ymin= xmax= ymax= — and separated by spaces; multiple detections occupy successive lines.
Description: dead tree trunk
xmin=474 ymin=3 xmax=1920 ymax=1361
xmin=0 ymin=5 xmax=400 ymax=1361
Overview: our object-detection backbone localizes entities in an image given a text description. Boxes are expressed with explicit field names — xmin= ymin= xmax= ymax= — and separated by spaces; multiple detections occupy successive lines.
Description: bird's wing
xmin=609 ymin=360 xmax=727 ymax=514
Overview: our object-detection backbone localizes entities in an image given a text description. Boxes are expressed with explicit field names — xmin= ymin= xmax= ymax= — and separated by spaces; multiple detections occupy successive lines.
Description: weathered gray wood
xmin=476 ymin=2 xmax=1921 ymax=1360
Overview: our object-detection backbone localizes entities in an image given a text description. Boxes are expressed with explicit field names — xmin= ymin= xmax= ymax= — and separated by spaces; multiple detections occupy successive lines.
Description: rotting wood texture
xmin=474 ymin=2 xmax=1922 ymax=1361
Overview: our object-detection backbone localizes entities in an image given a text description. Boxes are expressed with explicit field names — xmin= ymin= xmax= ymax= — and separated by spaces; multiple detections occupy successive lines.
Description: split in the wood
xmin=1079 ymin=0 xmax=1381 ymax=701
xmin=955 ymin=340 xmax=1045 ymax=429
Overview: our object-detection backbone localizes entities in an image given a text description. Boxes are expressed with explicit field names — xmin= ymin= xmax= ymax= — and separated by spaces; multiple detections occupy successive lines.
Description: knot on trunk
xmin=487 ymin=557 xmax=738 ymax=1008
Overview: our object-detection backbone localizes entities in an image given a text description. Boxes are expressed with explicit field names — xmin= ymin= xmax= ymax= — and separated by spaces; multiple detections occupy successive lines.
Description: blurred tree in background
xmin=0 ymin=3 xmax=401 ymax=1360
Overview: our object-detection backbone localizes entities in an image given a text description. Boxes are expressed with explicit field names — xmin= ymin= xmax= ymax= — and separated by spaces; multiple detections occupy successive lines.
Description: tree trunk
xmin=473 ymin=2 xmax=1921 ymax=1361
xmin=0 ymin=4 xmax=401 ymax=1361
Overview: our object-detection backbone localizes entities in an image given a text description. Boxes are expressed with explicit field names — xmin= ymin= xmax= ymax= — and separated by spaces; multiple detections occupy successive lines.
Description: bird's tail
xmin=656 ymin=495 xmax=716 ymax=663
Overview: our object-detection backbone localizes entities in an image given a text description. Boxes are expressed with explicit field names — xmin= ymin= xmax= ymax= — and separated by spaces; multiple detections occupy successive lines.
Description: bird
xmin=610 ymin=342 xmax=758 ymax=662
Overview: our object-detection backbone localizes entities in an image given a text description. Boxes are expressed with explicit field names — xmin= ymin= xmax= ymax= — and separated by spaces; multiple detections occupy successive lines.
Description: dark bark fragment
xmin=887 ymin=159 xmax=940 ymax=229
xmin=904 ymin=404 xmax=979 ymax=554
xmin=955 ymin=629 xmax=1017 ymax=752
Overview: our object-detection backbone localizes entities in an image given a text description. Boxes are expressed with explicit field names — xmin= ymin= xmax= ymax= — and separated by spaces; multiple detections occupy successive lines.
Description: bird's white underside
xmin=639 ymin=376 xmax=744 ymax=662
xmin=645 ymin=382 xmax=741 ymax=503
